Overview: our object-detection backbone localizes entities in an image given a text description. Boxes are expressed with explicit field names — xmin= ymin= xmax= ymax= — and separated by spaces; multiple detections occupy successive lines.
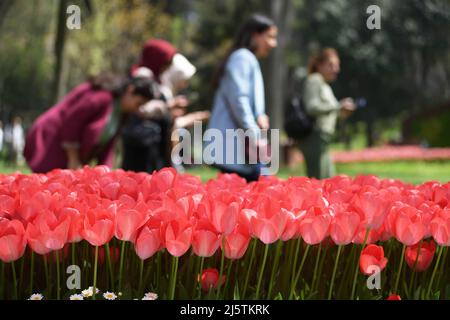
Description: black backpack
xmin=284 ymin=93 xmax=315 ymax=140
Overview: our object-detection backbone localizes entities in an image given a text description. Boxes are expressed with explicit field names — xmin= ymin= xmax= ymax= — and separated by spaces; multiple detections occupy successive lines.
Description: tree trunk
xmin=265 ymin=0 xmax=295 ymax=164
xmin=0 ymin=0 xmax=14 ymax=28
xmin=52 ymin=0 xmax=68 ymax=103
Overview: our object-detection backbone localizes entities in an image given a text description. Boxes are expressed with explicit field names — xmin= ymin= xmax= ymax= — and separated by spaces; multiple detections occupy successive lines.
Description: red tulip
xmin=405 ymin=240 xmax=436 ymax=272
xmin=192 ymin=220 xmax=220 ymax=257
xmin=208 ymin=199 xmax=239 ymax=236
xmin=352 ymin=191 xmax=388 ymax=230
xmin=135 ymin=225 xmax=162 ymax=260
xmin=387 ymin=294 xmax=401 ymax=300
xmin=222 ymin=225 xmax=250 ymax=260
xmin=330 ymin=211 xmax=360 ymax=245
xmin=0 ymin=219 xmax=26 ymax=262
xmin=115 ymin=208 xmax=147 ymax=242
xmin=26 ymin=210 xmax=70 ymax=254
xmin=392 ymin=205 xmax=425 ymax=246
xmin=250 ymin=199 xmax=289 ymax=244
xmin=431 ymin=208 xmax=450 ymax=246
xmin=198 ymin=268 xmax=226 ymax=292
xmin=164 ymin=219 xmax=192 ymax=257
xmin=299 ymin=206 xmax=332 ymax=245
xmin=81 ymin=205 xmax=115 ymax=247
xmin=360 ymin=244 xmax=388 ymax=275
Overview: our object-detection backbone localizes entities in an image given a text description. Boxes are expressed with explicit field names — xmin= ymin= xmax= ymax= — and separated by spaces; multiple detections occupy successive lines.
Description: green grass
xmin=186 ymin=160 xmax=450 ymax=185
xmin=1 ymin=159 xmax=450 ymax=186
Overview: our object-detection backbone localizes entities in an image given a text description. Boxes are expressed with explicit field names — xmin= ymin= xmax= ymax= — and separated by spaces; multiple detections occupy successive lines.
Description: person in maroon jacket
xmin=24 ymin=73 xmax=155 ymax=173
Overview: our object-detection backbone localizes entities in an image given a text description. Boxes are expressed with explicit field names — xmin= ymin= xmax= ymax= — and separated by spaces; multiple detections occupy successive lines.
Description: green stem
xmin=138 ymin=259 xmax=144 ymax=297
xmin=427 ymin=246 xmax=443 ymax=299
xmin=11 ymin=262 xmax=18 ymax=300
xmin=314 ymin=246 xmax=329 ymax=295
xmin=267 ymin=240 xmax=283 ymax=299
xmin=168 ymin=256 xmax=179 ymax=300
xmin=328 ymin=245 xmax=343 ymax=300
xmin=118 ymin=241 xmax=127 ymax=292
xmin=105 ymin=243 xmax=115 ymax=291
xmin=197 ymin=256 xmax=205 ymax=299
xmin=43 ymin=255 xmax=49 ymax=296
xmin=223 ymin=260 xmax=233 ymax=298
xmin=311 ymin=244 xmax=322 ymax=293
xmin=29 ymin=252 xmax=35 ymax=296
xmin=435 ymin=247 xmax=448 ymax=295
xmin=0 ymin=262 xmax=4 ymax=299
xmin=216 ymin=236 xmax=226 ymax=299
xmin=393 ymin=244 xmax=406 ymax=294
xmin=55 ymin=251 xmax=61 ymax=300
xmin=255 ymin=243 xmax=270 ymax=300
xmin=242 ymin=239 xmax=257 ymax=298
xmin=289 ymin=244 xmax=311 ymax=299
xmin=156 ymin=252 xmax=161 ymax=289
xmin=408 ymin=240 xmax=423 ymax=297
xmin=350 ymin=228 xmax=370 ymax=300
xmin=71 ymin=243 xmax=76 ymax=267
xmin=291 ymin=238 xmax=302 ymax=282
xmin=92 ymin=246 xmax=99 ymax=300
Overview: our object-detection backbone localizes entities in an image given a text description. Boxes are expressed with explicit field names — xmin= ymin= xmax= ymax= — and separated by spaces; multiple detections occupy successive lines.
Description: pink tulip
xmin=81 ymin=205 xmax=115 ymax=247
xmin=330 ymin=211 xmax=360 ymax=245
xmin=299 ymin=206 xmax=332 ymax=245
xmin=223 ymin=225 xmax=250 ymax=260
xmin=164 ymin=219 xmax=192 ymax=257
xmin=352 ymin=191 xmax=388 ymax=230
xmin=135 ymin=226 xmax=162 ymax=260
xmin=26 ymin=210 xmax=70 ymax=254
xmin=250 ymin=199 xmax=289 ymax=244
xmin=0 ymin=219 xmax=26 ymax=262
xmin=115 ymin=208 xmax=147 ymax=242
xmin=431 ymin=208 xmax=450 ymax=246
xmin=192 ymin=220 xmax=220 ymax=257
xmin=392 ymin=205 xmax=425 ymax=246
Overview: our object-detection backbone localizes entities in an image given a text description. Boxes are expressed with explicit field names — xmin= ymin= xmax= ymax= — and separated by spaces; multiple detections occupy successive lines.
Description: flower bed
xmin=0 ymin=166 xmax=449 ymax=300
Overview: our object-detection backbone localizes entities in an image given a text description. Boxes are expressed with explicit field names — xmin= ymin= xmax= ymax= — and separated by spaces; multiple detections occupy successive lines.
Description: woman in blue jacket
xmin=206 ymin=14 xmax=277 ymax=181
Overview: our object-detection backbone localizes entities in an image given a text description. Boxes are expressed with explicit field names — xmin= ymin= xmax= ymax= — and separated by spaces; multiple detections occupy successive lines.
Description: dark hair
xmin=213 ymin=13 xmax=275 ymax=88
xmin=89 ymin=72 xmax=155 ymax=100
xmin=308 ymin=48 xmax=339 ymax=74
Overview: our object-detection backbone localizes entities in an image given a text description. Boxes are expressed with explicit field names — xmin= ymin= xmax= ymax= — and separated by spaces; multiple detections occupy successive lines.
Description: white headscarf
xmin=160 ymin=53 xmax=196 ymax=98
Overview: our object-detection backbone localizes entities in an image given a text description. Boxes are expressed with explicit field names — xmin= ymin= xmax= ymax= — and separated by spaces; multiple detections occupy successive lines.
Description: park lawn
xmin=185 ymin=160 xmax=450 ymax=185
xmin=1 ymin=160 xmax=450 ymax=185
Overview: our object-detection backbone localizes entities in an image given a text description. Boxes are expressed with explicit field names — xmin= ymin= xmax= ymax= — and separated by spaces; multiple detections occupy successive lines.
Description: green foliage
xmin=410 ymin=109 xmax=450 ymax=147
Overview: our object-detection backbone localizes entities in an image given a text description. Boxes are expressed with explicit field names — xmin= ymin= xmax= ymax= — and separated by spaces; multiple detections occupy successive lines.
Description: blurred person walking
xmin=206 ymin=14 xmax=277 ymax=182
xmin=299 ymin=48 xmax=355 ymax=179
xmin=11 ymin=116 xmax=25 ymax=166
xmin=24 ymin=72 xmax=155 ymax=173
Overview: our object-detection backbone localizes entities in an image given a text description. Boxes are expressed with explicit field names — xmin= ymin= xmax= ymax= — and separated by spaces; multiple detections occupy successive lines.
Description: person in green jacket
xmin=299 ymin=48 xmax=355 ymax=179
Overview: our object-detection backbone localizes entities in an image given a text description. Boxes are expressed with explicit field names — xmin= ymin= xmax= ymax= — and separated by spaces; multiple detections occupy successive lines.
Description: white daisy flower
xmin=88 ymin=286 xmax=100 ymax=294
xmin=70 ymin=294 xmax=84 ymax=300
xmin=103 ymin=292 xmax=117 ymax=300
xmin=28 ymin=293 xmax=44 ymax=300
xmin=81 ymin=289 xmax=93 ymax=297
xmin=143 ymin=292 xmax=158 ymax=300
xmin=82 ymin=286 xmax=100 ymax=297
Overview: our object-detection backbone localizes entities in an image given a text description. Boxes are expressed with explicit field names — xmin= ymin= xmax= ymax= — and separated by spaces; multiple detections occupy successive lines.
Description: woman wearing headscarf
xmin=121 ymin=39 xmax=179 ymax=173
xmin=206 ymin=14 xmax=278 ymax=182
xmin=24 ymin=72 xmax=155 ymax=173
